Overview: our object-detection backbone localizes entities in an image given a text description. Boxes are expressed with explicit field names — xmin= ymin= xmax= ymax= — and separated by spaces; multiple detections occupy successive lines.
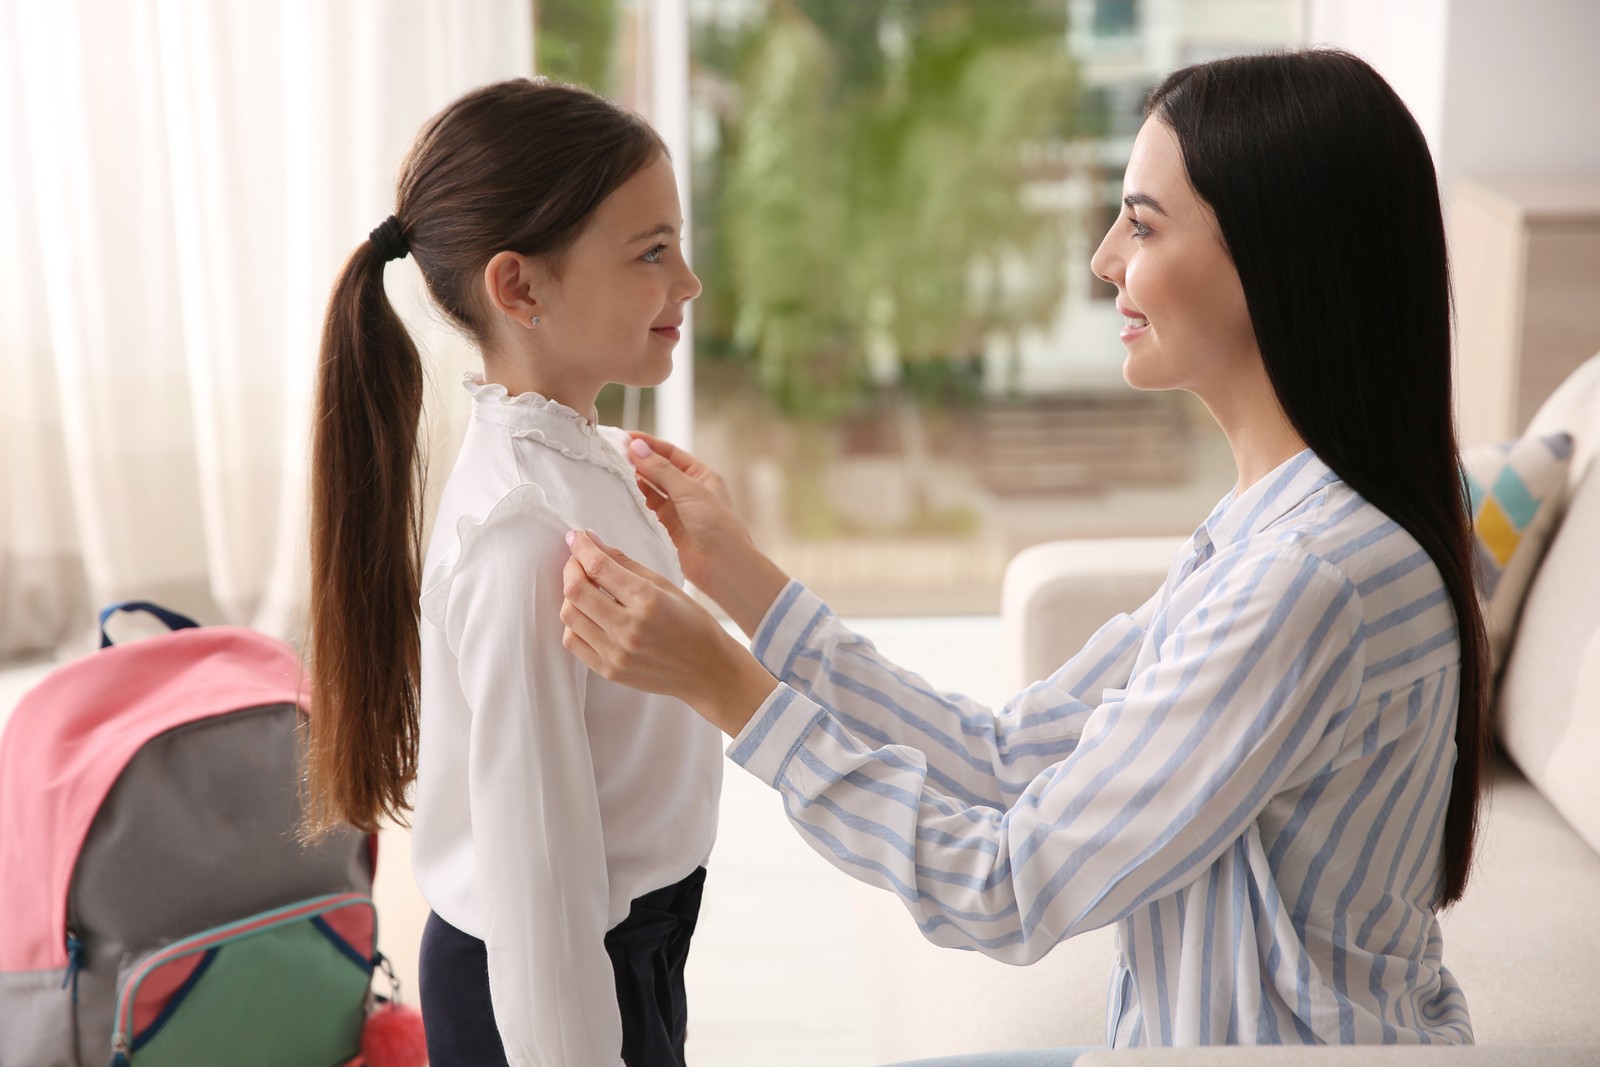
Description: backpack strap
xmin=98 ymin=602 xmax=202 ymax=649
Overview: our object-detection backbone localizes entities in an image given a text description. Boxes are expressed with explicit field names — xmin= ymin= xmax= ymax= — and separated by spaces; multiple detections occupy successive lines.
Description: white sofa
xmin=851 ymin=354 xmax=1600 ymax=1066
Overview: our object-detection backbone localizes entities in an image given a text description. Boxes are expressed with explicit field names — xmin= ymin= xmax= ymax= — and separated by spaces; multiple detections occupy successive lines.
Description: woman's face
xmin=1089 ymin=117 xmax=1258 ymax=398
xmin=531 ymin=154 xmax=702 ymax=398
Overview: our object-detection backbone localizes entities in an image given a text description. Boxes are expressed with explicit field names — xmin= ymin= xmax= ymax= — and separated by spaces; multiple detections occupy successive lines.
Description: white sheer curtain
xmin=0 ymin=0 xmax=532 ymax=660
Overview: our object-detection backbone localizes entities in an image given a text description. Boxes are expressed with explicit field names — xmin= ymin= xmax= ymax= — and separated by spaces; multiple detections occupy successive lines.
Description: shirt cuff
xmin=725 ymin=683 xmax=825 ymax=788
xmin=748 ymin=580 xmax=831 ymax=682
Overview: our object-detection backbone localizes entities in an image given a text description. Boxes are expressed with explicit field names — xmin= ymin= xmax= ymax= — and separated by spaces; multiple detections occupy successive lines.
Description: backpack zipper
xmin=107 ymin=892 xmax=372 ymax=1060
xmin=60 ymin=929 xmax=84 ymax=1003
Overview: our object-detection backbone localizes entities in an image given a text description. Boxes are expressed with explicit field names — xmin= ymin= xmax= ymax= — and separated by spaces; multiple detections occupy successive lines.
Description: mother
xmin=561 ymin=49 xmax=1488 ymax=1061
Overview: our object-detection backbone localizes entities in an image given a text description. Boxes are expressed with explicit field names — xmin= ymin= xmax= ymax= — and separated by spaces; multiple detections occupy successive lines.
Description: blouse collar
xmin=462 ymin=373 xmax=632 ymax=480
xmin=1199 ymin=449 xmax=1342 ymax=551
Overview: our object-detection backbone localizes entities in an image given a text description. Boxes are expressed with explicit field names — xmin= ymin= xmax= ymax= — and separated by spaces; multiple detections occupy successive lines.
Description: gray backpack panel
xmin=0 ymin=703 xmax=370 ymax=1067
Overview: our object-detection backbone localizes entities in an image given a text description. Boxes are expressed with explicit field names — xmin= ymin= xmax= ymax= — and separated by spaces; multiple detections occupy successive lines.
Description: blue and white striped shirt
xmin=728 ymin=449 xmax=1471 ymax=1047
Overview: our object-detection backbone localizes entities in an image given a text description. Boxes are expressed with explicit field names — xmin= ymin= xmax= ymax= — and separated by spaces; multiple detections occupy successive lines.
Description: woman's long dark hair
xmin=305 ymin=79 xmax=666 ymax=835
xmin=1146 ymin=50 xmax=1490 ymax=908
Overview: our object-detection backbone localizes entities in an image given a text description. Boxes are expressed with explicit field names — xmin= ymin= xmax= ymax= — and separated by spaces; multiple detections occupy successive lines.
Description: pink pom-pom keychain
xmin=363 ymin=1002 xmax=427 ymax=1067
xmin=361 ymin=953 xmax=428 ymax=1067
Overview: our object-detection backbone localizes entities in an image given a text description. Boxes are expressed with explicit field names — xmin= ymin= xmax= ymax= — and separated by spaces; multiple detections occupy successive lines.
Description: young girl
xmin=560 ymin=50 xmax=1491 ymax=1064
xmin=303 ymin=79 xmax=721 ymax=1067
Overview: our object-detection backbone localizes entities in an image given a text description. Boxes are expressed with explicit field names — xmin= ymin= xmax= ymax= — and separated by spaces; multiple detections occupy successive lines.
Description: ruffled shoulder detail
xmin=419 ymin=483 xmax=581 ymax=629
xmin=507 ymin=426 xmax=635 ymax=482
xmin=453 ymin=375 xmax=674 ymax=558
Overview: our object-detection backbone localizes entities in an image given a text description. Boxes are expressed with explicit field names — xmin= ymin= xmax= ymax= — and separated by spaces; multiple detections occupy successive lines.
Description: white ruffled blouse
xmin=414 ymin=374 xmax=722 ymax=1067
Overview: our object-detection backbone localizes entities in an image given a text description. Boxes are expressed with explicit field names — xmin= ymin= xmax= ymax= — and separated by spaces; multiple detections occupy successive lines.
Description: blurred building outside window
xmin=536 ymin=0 xmax=1305 ymax=615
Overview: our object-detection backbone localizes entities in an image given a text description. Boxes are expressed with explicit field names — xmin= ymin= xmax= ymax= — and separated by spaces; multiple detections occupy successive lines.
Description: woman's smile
xmin=1118 ymin=302 xmax=1151 ymax=343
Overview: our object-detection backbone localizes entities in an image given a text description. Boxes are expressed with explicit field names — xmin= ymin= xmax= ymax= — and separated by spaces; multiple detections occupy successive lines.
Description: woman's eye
xmin=1129 ymin=217 xmax=1151 ymax=239
xmin=642 ymin=244 xmax=667 ymax=263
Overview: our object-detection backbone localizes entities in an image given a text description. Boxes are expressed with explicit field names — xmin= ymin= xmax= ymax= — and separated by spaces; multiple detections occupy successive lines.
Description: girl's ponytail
xmin=304 ymin=229 xmax=424 ymax=836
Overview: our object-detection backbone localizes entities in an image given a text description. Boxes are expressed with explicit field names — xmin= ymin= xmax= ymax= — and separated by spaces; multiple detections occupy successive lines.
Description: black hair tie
xmin=369 ymin=215 xmax=409 ymax=262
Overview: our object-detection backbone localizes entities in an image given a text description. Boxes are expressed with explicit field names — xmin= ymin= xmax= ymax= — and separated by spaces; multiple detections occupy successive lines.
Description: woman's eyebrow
xmin=622 ymin=223 xmax=678 ymax=246
xmin=1123 ymin=193 xmax=1168 ymax=216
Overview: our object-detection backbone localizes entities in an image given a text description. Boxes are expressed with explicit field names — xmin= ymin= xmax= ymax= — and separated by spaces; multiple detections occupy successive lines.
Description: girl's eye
xmin=1129 ymin=217 xmax=1152 ymax=239
xmin=642 ymin=244 xmax=668 ymax=264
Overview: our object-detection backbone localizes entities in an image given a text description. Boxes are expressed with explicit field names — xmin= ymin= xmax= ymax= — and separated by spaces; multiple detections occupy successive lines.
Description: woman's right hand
xmin=624 ymin=432 xmax=744 ymax=578
xmin=624 ymin=433 xmax=790 ymax=636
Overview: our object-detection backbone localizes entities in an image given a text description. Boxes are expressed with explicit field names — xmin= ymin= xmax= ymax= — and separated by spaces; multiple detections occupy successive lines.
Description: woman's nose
xmin=1089 ymin=226 xmax=1122 ymax=287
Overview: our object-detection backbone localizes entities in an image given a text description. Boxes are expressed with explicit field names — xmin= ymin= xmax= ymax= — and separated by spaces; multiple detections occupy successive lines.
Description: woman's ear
xmin=482 ymin=251 xmax=545 ymax=327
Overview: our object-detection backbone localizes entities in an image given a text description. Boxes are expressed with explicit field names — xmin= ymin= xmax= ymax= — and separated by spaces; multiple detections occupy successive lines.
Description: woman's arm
xmin=561 ymin=530 xmax=1156 ymax=808
xmin=564 ymin=533 xmax=1365 ymax=962
xmin=746 ymin=580 xmax=1158 ymax=809
xmin=614 ymin=439 xmax=1161 ymax=803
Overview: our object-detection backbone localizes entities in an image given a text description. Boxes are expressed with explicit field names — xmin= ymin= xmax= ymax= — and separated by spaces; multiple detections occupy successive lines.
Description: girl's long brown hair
xmin=304 ymin=79 xmax=666 ymax=835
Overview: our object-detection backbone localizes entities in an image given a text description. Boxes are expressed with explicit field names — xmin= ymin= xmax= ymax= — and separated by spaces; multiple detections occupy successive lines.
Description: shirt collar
xmin=1198 ymin=448 xmax=1341 ymax=551
xmin=461 ymin=373 xmax=629 ymax=478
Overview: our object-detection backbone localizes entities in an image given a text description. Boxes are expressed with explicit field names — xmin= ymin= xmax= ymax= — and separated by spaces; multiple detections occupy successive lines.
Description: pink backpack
xmin=0 ymin=603 xmax=392 ymax=1067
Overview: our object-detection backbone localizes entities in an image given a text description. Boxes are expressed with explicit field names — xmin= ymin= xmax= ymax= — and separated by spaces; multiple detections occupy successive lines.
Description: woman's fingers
xmin=563 ymin=529 xmax=657 ymax=603
xmin=638 ymin=477 xmax=680 ymax=524
xmin=626 ymin=431 xmax=700 ymax=476
xmin=559 ymin=575 xmax=629 ymax=677
xmin=563 ymin=531 xmax=699 ymax=695
xmin=625 ymin=438 xmax=698 ymax=497
xmin=626 ymin=434 xmax=733 ymax=506
xmin=562 ymin=552 xmax=617 ymax=620
xmin=561 ymin=525 xmax=777 ymax=733
xmin=636 ymin=472 xmax=669 ymax=504
xmin=561 ymin=546 xmax=654 ymax=682
xmin=560 ymin=622 xmax=603 ymax=673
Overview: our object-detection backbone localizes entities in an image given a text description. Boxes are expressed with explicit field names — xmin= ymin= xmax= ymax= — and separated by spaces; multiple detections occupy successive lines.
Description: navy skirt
xmin=419 ymin=866 xmax=707 ymax=1067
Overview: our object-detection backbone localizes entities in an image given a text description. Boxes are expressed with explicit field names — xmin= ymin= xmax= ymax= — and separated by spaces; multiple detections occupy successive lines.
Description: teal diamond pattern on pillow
xmin=1491 ymin=462 xmax=1543 ymax=528
xmin=1461 ymin=431 xmax=1575 ymax=668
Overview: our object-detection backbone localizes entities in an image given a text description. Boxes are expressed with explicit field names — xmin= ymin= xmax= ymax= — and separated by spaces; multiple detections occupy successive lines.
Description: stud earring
xmin=530 ymin=315 xmax=541 ymax=327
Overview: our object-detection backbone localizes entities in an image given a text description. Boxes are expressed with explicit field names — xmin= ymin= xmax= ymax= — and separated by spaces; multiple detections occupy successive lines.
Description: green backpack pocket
xmin=109 ymin=893 xmax=375 ymax=1067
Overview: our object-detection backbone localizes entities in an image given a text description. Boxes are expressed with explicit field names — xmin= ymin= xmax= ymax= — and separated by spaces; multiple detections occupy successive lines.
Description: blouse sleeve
xmin=435 ymin=487 xmax=622 ymax=1067
xmin=729 ymin=543 xmax=1365 ymax=963
xmin=745 ymin=580 xmax=1159 ymax=810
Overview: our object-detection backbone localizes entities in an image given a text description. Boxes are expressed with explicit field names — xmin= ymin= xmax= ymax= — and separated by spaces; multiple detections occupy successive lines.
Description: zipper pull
xmin=109 ymin=1030 xmax=131 ymax=1066
xmin=60 ymin=931 xmax=84 ymax=1003
xmin=374 ymin=950 xmax=403 ymax=1004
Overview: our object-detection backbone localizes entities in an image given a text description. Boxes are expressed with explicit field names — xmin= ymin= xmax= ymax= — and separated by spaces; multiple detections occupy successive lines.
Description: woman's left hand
xmin=561 ymin=529 xmax=779 ymax=736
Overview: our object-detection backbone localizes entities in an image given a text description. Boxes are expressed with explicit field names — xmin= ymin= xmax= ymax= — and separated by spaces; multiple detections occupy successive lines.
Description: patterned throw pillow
xmin=1463 ymin=431 xmax=1576 ymax=672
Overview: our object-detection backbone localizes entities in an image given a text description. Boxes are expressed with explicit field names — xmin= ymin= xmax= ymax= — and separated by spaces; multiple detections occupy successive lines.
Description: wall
xmin=1310 ymin=0 xmax=1600 ymax=442
xmin=1436 ymin=0 xmax=1600 ymax=183
xmin=1307 ymin=0 xmax=1450 ymax=164
xmin=1309 ymin=0 xmax=1600 ymax=187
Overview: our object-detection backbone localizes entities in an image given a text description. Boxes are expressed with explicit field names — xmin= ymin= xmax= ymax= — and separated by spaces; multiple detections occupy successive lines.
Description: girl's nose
xmin=678 ymin=264 xmax=703 ymax=303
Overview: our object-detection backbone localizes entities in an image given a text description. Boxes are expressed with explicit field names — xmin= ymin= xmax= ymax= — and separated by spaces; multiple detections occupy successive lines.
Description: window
xmin=541 ymin=0 xmax=1304 ymax=615
xmin=1092 ymin=0 xmax=1138 ymax=39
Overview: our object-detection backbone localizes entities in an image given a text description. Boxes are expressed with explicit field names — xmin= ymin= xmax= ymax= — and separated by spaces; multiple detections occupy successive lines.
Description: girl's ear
xmin=482 ymin=251 xmax=545 ymax=326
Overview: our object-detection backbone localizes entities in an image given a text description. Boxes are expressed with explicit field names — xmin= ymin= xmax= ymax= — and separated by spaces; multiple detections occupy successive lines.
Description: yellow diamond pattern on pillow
xmin=1461 ymin=430 xmax=1575 ymax=672
xmin=1475 ymin=496 xmax=1521 ymax=568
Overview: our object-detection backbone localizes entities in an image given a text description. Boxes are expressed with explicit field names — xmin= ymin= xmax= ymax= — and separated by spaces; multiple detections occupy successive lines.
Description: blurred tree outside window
xmin=539 ymin=0 xmax=1303 ymax=615
xmin=536 ymin=0 xmax=619 ymax=94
